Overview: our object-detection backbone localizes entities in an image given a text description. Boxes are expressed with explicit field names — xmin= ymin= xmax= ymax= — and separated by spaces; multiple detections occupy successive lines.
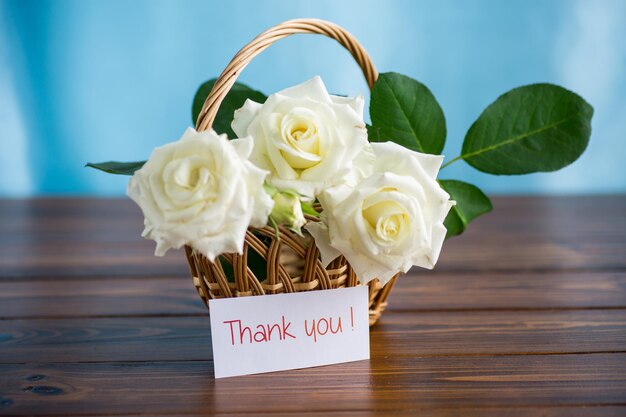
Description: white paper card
xmin=209 ymin=286 xmax=370 ymax=378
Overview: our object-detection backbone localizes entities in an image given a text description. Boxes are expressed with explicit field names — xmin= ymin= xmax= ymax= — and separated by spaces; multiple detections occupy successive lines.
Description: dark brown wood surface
xmin=1 ymin=196 xmax=625 ymax=416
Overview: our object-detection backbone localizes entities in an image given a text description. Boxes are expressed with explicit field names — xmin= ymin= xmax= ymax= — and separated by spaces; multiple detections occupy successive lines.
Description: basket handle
xmin=195 ymin=18 xmax=379 ymax=132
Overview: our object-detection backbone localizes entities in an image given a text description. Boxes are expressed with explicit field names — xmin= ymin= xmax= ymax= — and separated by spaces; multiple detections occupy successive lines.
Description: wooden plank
xmin=2 ymin=271 xmax=625 ymax=319
xmin=0 ymin=197 xmax=624 ymax=415
xmin=0 ymin=198 xmax=187 ymax=278
xmin=1 ymin=310 xmax=626 ymax=364
xmin=1 ymin=196 xmax=625 ymax=278
xmin=441 ymin=196 xmax=626 ymax=272
xmin=1 ymin=354 xmax=625 ymax=415
xmin=374 ymin=310 xmax=626 ymax=356
xmin=92 ymin=407 xmax=626 ymax=417
xmin=389 ymin=270 xmax=626 ymax=311
xmin=0 ymin=277 xmax=206 ymax=319
xmin=0 ymin=317 xmax=210 ymax=364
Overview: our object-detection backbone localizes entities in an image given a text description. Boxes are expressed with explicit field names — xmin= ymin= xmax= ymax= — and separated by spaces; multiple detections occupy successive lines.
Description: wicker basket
xmin=187 ymin=18 xmax=397 ymax=326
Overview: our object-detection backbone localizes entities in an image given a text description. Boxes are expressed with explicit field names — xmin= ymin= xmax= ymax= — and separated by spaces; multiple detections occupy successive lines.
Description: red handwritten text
xmin=304 ymin=315 xmax=343 ymax=342
xmin=223 ymin=316 xmax=296 ymax=346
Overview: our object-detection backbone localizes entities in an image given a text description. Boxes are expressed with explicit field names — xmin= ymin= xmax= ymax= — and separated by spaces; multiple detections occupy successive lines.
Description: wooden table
xmin=1 ymin=196 xmax=625 ymax=416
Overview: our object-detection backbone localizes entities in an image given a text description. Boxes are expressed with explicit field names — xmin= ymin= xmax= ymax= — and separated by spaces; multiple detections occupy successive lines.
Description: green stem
xmin=441 ymin=155 xmax=463 ymax=169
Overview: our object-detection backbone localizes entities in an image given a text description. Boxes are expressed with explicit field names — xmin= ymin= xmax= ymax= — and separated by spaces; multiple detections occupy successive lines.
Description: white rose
xmin=127 ymin=127 xmax=273 ymax=261
xmin=306 ymin=142 xmax=454 ymax=285
xmin=231 ymin=76 xmax=368 ymax=198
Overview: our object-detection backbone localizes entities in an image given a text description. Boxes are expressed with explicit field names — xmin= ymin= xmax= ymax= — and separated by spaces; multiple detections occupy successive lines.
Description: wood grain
xmin=0 ymin=276 xmax=205 ymax=319
xmin=389 ymin=270 xmax=626 ymax=311
xmin=1 ymin=196 xmax=625 ymax=416
xmin=0 ymin=199 xmax=186 ymax=278
xmin=93 ymin=408 xmax=626 ymax=417
xmin=1 ymin=271 xmax=624 ymax=319
xmin=1 ymin=354 xmax=625 ymax=415
xmin=1 ymin=197 xmax=625 ymax=278
xmin=1 ymin=310 xmax=626 ymax=364
xmin=101 ymin=408 xmax=626 ymax=417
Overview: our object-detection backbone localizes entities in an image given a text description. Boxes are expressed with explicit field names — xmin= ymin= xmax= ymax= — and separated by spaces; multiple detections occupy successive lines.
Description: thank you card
xmin=209 ymin=286 xmax=370 ymax=378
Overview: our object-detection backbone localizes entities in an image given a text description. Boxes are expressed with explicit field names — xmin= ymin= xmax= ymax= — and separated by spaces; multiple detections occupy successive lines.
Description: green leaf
xmin=369 ymin=72 xmax=446 ymax=154
xmin=248 ymin=248 xmax=268 ymax=281
xmin=192 ymin=79 xmax=266 ymax=138
xmin=85 ymin=161 xmax=146 ymax=176
xmin=366 ymin=124 xmax=382 ymax=142
xmin=439 ymin=180 xmax=492 ymax=238
xmin=461 ymin=83 xmax=593 ymax=175
xmin=301 ymin=201 xmax=319 ymax=217
xmin=218 ymin=256 xmax=235 ymax=283
xmin=218 ymin=234 xmax=269 ymax=283
xmin=247 ymin=232 xmax=270 ymax=281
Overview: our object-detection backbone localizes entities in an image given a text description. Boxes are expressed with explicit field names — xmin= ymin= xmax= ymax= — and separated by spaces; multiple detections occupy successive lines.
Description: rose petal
xmin=278 ymin=75 xmax=332 ymax=103
xmin=331 ymin=94 xmax=365 ymax=118
xmin=230 ymin=136 xmax=254 ymax=159
xmin=305 ymin=222 xmax=342 ymax=267
xmin=233 ymin=76 xmax=369 ymax=197
xmin=371 ymin=141 xmax=444 ymax=181
xmin=232 ymin=99 xmax=263 ymax=137
xmin=127 ymin=128 xmax=272 ymax=260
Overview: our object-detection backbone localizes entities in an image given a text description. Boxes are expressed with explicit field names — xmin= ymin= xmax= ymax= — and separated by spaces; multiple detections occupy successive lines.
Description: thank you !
xmin=209 ymin=286 xmax=370 ymax=378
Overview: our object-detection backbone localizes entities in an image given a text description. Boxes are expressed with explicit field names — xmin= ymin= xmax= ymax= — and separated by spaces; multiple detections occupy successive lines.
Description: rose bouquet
xmin=87 ymin=19 xmax=592 ymax=325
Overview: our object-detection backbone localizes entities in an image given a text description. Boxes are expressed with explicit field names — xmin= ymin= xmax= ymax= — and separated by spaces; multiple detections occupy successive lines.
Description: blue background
xmin=1 ymin=0 xmax=625 ymax=196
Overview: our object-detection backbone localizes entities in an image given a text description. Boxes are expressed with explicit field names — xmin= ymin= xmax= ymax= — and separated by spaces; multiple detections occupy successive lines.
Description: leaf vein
xmin=462 ymin=109 xmax=586 ymax=161
xmin=382 ymin=78 xmax=425 ymax=152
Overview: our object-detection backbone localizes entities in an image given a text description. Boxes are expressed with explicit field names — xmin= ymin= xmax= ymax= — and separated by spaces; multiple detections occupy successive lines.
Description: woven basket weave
xmin=187 ymin=18 xmax=397 ymax=326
